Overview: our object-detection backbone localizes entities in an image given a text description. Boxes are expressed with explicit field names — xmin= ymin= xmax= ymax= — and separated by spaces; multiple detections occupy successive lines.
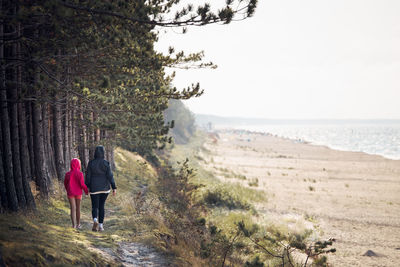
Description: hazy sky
xmin=155 ymin=0 xmax=400 ymax=119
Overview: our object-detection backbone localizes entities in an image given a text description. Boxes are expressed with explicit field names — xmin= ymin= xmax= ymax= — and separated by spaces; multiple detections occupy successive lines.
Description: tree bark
xmin=63 ymin=96 xmax=70 ymax=170
xmin=78 ymin=102 xmax=89 ymax=171
xmin=26 ymin=100 xmax=36 ymax=179
xmin=0 ymin=122 xmax=8 ymax=212
xmin=32 ymin=88 xmax=52 ymax=198
xmin=8 ymin=57 xmax=26 ymax=208
xmin=69 ymin=104 xmax=75 ymax=158
xmin=18 ymin=90 xmax=32 ymax=181
xmin=0 ymin=0 xmax=3 ymax=213
xmin=110 ymin=145 xmax=115 ymax=170
xmin=42 ymin=103 xmax=57 ymax=180
xmin=9 ymin=23 xmax=27 ymax=208
xmin=16 ymin=22 xmax=35 ymax=209
xmin=0 ymin=5 xmax=18 ymax=211
xmin=53 ymin=90 xmax=65 ymax=180
xmin=94 ymin=112 xmax=101 ymax=142
xmin=0 ymin=78 xmax=19 ymax=212
xmin=88 ymin=112 xmax=95 ymax=160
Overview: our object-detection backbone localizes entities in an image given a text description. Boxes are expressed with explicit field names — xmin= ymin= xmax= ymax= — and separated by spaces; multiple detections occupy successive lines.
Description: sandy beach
xmin=201 ymin=130 xmax=400 ymax=266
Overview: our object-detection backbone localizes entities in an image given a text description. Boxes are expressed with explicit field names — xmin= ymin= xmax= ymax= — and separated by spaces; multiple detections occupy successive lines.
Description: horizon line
xmin=195 ymin=113 xmax=400 ymax=121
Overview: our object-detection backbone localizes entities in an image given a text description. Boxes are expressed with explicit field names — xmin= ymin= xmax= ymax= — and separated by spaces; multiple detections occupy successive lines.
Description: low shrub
xmin=201 ymin=187 xmax=252 ymax=210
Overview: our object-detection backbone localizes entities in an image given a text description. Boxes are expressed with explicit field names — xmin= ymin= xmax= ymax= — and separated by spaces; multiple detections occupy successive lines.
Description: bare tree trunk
xmin=43 ymin=103 xmax=57 ymax=180
xmin=106 ymin=131 xmax=115 ymax=170
xmin=78 ymin=102 xmax=89 ymax=171
xmin=94 ymin=112 xmax=101 ymax=143
xmin=16 ymin=22 xmax=35 ymax=209
xmin=0 ymin=6 xmax=18 ymax=211
xmin=9 ymin=20 xmax=27 ymax=208
xmin=26 ymin=100 xmax=36 ymax=179
xmin=18 ymin=100 xmax=31 ymax=180
xmin=0 ymin=79 xmax=19 ymax=212
xmin=72 ymin=106 xmax=78 ymax=159
xmin=0 ymin=123 xmax=8 ymax=212
xmin=88 ymin=112 xmax=95 ymax=160
xmin=53 ymin=90 xmax=65 ymax=180
xmin=17 ymin=22 xmax=31 ymax=182
xmin=32 ymin=87 xmax=52 ymax=198
xmin=63 ymin=99 xmax=69 ymax=169
xmin=0 ymin=0 xmax=4 ymax=212
xmin=69 ymin=106 xmax=75 ymax=158
xmin=110 ymin=145 xmax=115 ymax=170
xmin=104 ymin=130 xmax=110 ymax=161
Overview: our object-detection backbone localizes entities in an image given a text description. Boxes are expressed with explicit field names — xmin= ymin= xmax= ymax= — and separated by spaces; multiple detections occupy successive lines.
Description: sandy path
xmin=94 ymin=242 xmax=168 ymax=267
xmin=202 ymin=130 xmax=400 ymax=266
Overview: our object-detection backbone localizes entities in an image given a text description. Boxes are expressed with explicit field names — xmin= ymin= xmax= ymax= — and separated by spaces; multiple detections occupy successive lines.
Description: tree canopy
xmin=0 ymin=0 xmax=258 ymax=211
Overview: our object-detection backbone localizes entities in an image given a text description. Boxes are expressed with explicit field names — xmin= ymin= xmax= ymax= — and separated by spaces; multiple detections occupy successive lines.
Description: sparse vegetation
xmin=248 ymin=178 xmax=259 ymax=187
xmin=163 ymin=133 xmax=335 ymax=266
xmin=201 ymin=187 xmax=252 ymax=210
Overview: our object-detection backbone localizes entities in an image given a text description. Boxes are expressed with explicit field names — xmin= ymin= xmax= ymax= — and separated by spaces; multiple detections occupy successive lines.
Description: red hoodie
xmin=64 ymin=158 xmax=88 ymax=196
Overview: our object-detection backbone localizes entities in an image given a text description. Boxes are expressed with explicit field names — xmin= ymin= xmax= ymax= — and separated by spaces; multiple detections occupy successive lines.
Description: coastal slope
xmin=201 ymin=130 xmax=400 ymax=266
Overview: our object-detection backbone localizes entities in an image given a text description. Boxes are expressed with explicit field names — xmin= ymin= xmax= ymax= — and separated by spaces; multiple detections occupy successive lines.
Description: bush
xmin=248 ymin=178 xmax=259 ymax=187
xmin=201 ymin=187 xmax=251 ymax=210
xmin=245 ymin=255 xmax=264 ymax=267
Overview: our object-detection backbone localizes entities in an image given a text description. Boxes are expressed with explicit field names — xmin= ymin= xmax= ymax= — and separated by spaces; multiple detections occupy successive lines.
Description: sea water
xmin=227 ymin=121 xmax=400 ymax=160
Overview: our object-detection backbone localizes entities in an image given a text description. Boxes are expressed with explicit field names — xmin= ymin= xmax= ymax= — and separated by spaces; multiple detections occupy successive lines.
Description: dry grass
xmin=203 ymin=131 xmax=400 ymax=267
xmin=0 ymin=147 xmax=164 ymax=266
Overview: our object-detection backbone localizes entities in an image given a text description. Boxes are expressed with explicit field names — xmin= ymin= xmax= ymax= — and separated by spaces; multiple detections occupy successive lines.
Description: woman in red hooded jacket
xmin=64 ymin=158 xmax=88 ymax=229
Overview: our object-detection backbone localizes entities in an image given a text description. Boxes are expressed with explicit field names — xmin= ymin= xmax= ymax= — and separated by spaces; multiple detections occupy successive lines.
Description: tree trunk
xmin=0 ymin=123 xmax=8 ymax=212
xmin=0 ymin=0 xmax=3 ymax=213
xmin=0 ymin=6 xmax=18 ymax=211
xmin=63 ymin=96 xmax=70 ymax=170
xmin=53 ymin=90 xmax=65 ymax=180
xmin=110 ymin=146 xmax=115 ymax=170
xmin=32 ymin=91 xmax=52 ymax=198
xmin=9 ymin=87 xmax=27 ymax=209
xmin=88 ymin=112 xmax=95 ymax=160
xmin=18 ymin=97 xmax=31 ymax=181
xmin=78 ymin=102 xmax=89 ymax=171
xmin=16 ymin=22 xmax=35 ymax=209
xmin=72 ymin=104 xmax=79 ymax=159
xmin=26 ymin=100 xmax=36 ymax=180
xmin=0 ymin=76 xmax=19 ymax=212
xmin=9 ymin=25 xmax=27 ymax=208
xmin=42 ymin=103 xmax=57 ymax=180
xmin=94 ymin=112 xmax=101 ymax=142
xmin=69 ymin=105 xmax=75 ymax=159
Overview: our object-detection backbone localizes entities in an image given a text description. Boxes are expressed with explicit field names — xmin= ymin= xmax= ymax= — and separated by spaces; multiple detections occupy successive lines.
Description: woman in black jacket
xmin=85 ymin=146 xmax=117 ymax=232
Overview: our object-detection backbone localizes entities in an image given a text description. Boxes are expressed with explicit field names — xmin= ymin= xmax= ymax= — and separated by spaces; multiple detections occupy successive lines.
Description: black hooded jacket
xmin=85 ymin=146 xmax=116 ymax=193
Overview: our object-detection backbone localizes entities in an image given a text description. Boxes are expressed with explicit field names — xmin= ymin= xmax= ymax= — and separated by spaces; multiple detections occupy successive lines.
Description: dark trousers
xmin=90 ymin=193 xmax=109 ymax=223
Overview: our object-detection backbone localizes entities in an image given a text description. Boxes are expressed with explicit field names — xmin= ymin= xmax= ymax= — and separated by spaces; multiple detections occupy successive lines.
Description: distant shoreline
xmin=210 ymin=127 xmax=400 ymax=161
xmin=195 ymin=113 xmax=400 ymax=126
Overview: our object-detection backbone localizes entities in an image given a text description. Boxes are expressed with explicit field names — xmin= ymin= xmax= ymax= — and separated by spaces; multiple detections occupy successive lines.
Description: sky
xmin=155 ymin=0 xmax=400 ymax=119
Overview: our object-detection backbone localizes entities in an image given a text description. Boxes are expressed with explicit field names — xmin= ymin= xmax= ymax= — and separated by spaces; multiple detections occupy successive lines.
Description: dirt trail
xmin=95 ymin=242 xmax=168 ymax=267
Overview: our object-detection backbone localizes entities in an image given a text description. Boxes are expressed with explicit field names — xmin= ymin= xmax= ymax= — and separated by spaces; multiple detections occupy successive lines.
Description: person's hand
xmin=112 ymin=189 xmax=116 ymax=196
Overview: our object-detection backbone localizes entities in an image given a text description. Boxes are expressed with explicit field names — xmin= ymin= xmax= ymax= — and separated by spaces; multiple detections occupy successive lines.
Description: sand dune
xmin=202 ymin=130 xmax=400 ymax=266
